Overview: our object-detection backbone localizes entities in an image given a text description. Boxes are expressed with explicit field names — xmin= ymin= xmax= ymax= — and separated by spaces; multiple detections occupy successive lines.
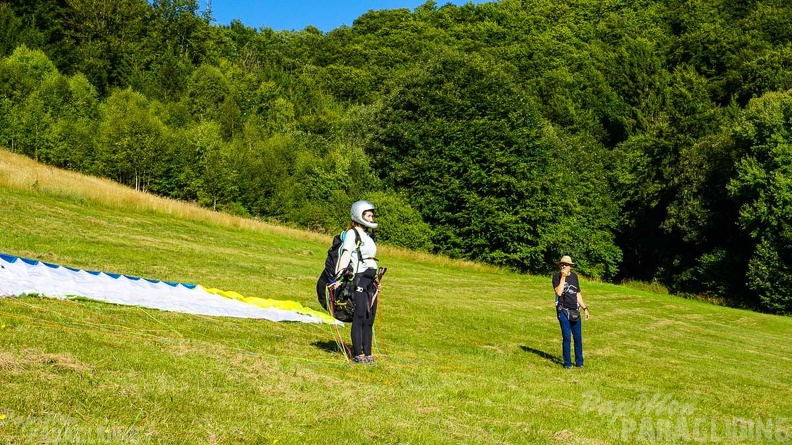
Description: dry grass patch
xmin=0 ymin=349 xmax=92 ymax=375
xmin=0 ymin=351 xmax=20 ymax=372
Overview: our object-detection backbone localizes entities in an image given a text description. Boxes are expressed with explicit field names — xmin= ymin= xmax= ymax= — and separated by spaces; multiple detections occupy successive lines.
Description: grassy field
xmin=0 ymin=149 xmax=790 ymax=444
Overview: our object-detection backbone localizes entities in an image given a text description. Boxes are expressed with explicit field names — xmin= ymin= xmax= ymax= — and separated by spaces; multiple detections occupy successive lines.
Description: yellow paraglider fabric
xmin=202 ymin=287 xmax=339 ymax=325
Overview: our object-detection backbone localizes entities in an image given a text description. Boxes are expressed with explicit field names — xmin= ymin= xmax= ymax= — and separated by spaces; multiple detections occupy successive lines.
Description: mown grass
xmin=0 ymin=149 xmax=790 ymax=444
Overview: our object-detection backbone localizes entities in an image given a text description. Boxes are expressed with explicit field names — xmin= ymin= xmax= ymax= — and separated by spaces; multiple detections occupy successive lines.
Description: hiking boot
xmin=352 ymin=355 xmax=366 ymax=364
xmin=364 ymin=355 xmax=376 ymax=365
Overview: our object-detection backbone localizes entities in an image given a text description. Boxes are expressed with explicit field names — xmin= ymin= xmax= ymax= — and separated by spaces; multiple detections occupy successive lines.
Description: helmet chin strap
xmin=353 ymin=222 xmax=378 ymax=233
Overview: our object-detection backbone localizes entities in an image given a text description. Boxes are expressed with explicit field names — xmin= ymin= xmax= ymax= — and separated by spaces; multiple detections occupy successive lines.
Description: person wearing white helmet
xmin=552 ymin=255 xmax=590 ymax=369
xmin=331 ymin=200 xmax=379 ymax=364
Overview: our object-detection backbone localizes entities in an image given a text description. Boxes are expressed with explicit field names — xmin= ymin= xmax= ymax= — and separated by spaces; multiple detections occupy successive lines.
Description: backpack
xmin=316 ymin=229 xmax=362 ymax=322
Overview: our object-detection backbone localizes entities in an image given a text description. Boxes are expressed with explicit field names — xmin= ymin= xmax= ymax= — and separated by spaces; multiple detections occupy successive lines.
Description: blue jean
xmin=557 ymin=310 xmax=583 ymax=367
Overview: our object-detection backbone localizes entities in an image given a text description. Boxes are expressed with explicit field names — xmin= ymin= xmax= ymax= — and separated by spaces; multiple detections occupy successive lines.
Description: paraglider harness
xmin=317 ymin=228 xmax=385 ymax=322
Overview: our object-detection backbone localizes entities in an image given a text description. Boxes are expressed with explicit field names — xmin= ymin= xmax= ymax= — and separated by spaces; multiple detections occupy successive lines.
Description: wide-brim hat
xmin=558 ymin=255 xmax=575 ymax=265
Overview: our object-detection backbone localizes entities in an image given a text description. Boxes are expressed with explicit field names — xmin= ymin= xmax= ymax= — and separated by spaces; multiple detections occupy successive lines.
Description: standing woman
xmin=552 ymin=255 xmax=590 ymax=368
xmin=332 ymin=200 xmax=379 ymax=364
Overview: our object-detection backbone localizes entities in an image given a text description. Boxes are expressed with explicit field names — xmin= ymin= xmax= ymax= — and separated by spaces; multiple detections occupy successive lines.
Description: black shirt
xmin=552 ymin=272 xmax=581 ymax=309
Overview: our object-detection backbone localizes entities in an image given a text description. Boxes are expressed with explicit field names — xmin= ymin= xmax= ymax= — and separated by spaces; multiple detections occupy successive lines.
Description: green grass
xmin=1 ymin=153 xmax=791 ymax=444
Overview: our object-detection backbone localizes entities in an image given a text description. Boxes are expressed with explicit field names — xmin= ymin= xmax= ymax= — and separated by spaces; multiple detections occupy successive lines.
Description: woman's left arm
xmin=577 ymin=293 xmax=590 ymax=320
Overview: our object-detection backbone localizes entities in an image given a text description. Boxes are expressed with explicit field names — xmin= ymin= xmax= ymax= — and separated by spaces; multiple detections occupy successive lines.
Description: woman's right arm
xmin=336 ymin=250 xmax=351 ymax=275
xmin=327 ymin=249 xmax=352 ymax=290
xmin=554 ymin=272 xmax=567 ymax=297
xmin=336 ymin=228 xmax=357 ymax=276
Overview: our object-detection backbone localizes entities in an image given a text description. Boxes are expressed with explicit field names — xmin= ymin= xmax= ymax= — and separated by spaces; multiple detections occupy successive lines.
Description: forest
xmin=1 ymin=0 xmax=791 ymax=314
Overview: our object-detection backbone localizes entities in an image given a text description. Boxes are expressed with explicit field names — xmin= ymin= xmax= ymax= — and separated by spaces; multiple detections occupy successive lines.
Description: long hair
xmin=345 ymin=221 xmax=376 ymax=242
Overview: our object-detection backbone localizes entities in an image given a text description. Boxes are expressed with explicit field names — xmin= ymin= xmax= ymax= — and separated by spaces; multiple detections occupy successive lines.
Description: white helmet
xmin=351 ymin=200 xmax=378 ymax=229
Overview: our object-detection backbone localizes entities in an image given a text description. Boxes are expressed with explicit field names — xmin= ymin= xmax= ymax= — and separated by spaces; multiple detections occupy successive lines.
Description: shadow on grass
xmin=520 ymin=345 xmax=563 ymax=365
xmin=312 ymin=340 xmax=345 ymax=354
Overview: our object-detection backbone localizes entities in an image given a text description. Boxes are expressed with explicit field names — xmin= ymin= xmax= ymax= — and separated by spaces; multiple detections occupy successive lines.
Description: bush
xmin=366 ymin=191 xmax=434 ymax=252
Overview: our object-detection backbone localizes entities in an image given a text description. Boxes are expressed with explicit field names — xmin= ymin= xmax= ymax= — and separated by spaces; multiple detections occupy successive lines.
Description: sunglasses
xmin=560 ymin=263 xmax=573 ymax=267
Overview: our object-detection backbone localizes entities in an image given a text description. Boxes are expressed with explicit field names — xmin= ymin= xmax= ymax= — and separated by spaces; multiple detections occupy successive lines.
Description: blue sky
xmin=204 ymin=1 xmax=487 ymax=33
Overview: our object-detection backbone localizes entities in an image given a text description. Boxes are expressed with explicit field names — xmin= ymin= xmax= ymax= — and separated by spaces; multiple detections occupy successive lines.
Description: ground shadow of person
xmin=520 ymin=345 xmax=564 ymax=365
xmin=312 ymin=340 xmax=344 ymax=354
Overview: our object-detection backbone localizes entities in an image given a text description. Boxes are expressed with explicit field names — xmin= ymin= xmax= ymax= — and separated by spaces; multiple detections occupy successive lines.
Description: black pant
xmin=351 ymin=268 xmax=378 ymax=356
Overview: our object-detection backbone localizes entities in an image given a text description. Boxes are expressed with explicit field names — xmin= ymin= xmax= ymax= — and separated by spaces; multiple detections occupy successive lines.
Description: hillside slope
xmin=0 ymin=150 xmax=790 ymax=444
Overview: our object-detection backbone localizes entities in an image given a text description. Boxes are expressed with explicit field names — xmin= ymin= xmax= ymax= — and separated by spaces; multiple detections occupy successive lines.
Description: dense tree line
xmin=2 ymin=0 xmax=792 ymax=313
